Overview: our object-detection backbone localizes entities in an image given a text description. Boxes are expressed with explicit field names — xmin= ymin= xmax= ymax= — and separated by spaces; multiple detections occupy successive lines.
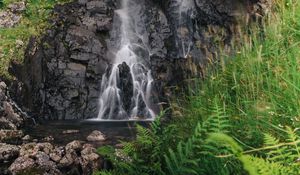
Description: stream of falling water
xmin=97 ymin=0 xmax=155 ymax=120
xmin=176 ymin=0 xmax=195 ymax=58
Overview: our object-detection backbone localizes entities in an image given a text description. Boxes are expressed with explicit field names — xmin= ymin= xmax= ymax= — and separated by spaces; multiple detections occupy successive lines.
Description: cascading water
xmin=176 ymin=0 xmax=196 ymax=58
xmin=97 ymin=0 xmax=156 ymax=120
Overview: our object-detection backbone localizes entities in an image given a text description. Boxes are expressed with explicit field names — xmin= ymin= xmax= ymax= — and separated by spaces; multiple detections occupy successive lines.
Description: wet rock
xmin=87 ymin=130 xmax=106 ymax=142
xmin=0 ymin=143 xmax=20 ymax=162
xmin=117 ymin=62 xmax=133 ymax=114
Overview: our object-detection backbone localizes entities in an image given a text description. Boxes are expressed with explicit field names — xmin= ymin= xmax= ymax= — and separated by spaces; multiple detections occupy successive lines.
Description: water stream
xmin=176 ymin=0 xmax=196 ymax=58
xmin=97 ymin=0 xmax=155 ymax=120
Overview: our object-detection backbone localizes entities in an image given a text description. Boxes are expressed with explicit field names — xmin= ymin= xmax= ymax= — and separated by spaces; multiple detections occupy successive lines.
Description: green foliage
xmin=0 ymin=0 xmax=72 ymax=79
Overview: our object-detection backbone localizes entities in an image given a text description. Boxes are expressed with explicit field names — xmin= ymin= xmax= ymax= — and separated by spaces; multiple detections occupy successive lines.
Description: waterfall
xmin=176 ymin=0 xmax=196 ymax=58
xmin=97 ymin=0 xmax=156 ymax=120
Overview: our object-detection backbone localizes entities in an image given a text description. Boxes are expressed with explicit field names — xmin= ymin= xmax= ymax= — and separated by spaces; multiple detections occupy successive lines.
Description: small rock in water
xmin=22 ymin=135 xmax=31 ymax=141
xmin=43 ymin=135 xmax=54 ymax=142
xmin=62 ymin=130 xmax=80 ymax=134
xmin=86 ymin=130 xmax=106 ymax=142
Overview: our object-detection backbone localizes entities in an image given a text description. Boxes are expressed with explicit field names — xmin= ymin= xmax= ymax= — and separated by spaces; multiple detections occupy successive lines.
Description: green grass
xmin=0 ymin=0 xmax=72 ymax=79
xmin=176 ymin=0 xmax=300 ymax=148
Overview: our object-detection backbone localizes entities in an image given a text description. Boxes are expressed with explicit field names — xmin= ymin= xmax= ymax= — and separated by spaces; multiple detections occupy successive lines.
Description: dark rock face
xmin=117 ymin=62 xmax=133 ymax=114
xmin=12 ymin=0 xmax=268 ymax=120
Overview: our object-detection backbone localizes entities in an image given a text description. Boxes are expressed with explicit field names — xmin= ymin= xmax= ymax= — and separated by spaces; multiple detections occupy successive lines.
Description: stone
xmin=66 ymin=140 xmax=83 ymax=152
xmin=0 ymin=143 xmax=20 ymax=162
xmin=0 ymin=82 xmax=7 ymax=90
xmin=9 ymin=152 xmax=62 ymax=175
xmin=15 ymin=39 xmax=24 ymax=48
xmin=0 ymin=130 xmax=24 ymax=141
xmin=50 ymin=146 xmax=65 ymax=162
xmin=35 ymin=151 xmax=57 ymax=170
xmin=59 ymin=151 xmax=78 ymax=167
xmin=42 ymin=135 xmax=54 ymax=142
xmin=8 ymin=2 xmax=26 ymax=13
xmin=19 ymin=142 xmax=38 ymax=157
xmin=87 ymin=130 xmax=106 ymax=142
xmin=22 ymin=135 xmax=31 ymax=141
xmin=3 ymin=102 xmax=23 ymax=126
xmin=62 ymin=130 xmax=80 ymax=134
xmin=36 ymin=142 xmax=54 ymax=154
xmin=8 ymin=156 xmax=35 ymax=174
xmin=86 ymin=1 xmax=107 ymax=14
xmin=80 ymin=146 xmax=102 ymax=173
xmin=0 ymin=117 xmax=17 ymax=130
xmin=67 ymin=63 xmax=86 ymax=71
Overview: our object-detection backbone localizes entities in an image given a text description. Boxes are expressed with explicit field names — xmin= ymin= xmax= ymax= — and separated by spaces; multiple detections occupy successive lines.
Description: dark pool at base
xmin=24 ymin=119 xmax=152 ymax=146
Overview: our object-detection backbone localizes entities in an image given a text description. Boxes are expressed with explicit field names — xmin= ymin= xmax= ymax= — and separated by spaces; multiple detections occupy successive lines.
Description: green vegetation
xmin=0 ymin=0 xmax=71 ymax=79
xmin=95 ymin=0 xmax=300 ymax=174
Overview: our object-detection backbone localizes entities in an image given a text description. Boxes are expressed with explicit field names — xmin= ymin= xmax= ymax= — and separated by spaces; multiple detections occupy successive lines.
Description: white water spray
xmin=97 ymin=0 xmax=156 ymax=120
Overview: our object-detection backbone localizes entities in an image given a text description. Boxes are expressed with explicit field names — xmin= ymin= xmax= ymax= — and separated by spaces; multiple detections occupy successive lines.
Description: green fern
xmin=164 ymin=102 xmax=233 ymax=175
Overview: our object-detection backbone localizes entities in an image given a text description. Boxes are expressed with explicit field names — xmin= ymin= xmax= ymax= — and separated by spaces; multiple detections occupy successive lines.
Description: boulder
xmin=87 ymin=130 xmax=106 ymax=142
xmin=8 ymin=156 xmax=35 ymax=174
xmin=50 ymin=146 xmax=65 ymax=163
xmin=80 ymin=145 xmax=102 ymax=174
xmin=0 ymin=130 xmax=23 ymax=142
xmin=66 ymin=140 xmax=83 ymax=152
xmin=0 ymin=143 xmax=20 ymax=162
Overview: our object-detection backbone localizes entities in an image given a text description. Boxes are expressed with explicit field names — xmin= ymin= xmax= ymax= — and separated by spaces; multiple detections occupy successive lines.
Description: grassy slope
xmin=0 ymin=0 xmax=71 ymax=79
xmin=177 ymin=0 xmax=300 ymax=148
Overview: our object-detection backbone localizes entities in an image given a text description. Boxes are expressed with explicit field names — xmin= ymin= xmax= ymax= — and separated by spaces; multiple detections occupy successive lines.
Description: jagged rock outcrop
xmin=11 ymin=0 xmax=269 ymax=120
xmin=7 ymin=141 xmax=103 ymax=175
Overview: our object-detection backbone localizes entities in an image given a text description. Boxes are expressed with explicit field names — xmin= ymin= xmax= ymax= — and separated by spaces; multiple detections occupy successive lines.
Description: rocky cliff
xmin=11 ymin=0 xmax=269 ymax=120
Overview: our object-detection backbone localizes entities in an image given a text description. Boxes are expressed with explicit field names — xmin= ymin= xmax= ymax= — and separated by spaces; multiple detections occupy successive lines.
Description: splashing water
xmin=97 ymin=0 xmax=156 ymax=120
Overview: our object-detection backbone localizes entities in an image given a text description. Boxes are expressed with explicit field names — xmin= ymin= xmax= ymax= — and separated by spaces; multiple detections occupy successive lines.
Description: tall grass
xmin=177 ymin=0 xmax=300 ymax=147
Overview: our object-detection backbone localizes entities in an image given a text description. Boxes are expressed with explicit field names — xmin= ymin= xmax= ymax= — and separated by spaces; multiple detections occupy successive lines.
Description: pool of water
xmin=24 ymin=120 xmax=151 ymax=146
